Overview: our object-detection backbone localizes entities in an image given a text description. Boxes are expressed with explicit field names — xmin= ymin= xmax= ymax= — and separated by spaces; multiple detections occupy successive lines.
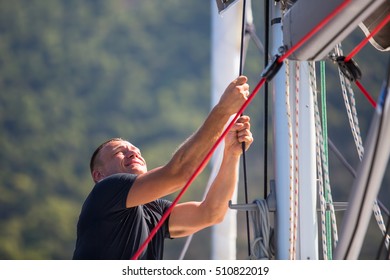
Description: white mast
xmin=271 ymin=2 xmax=318 ymax=259
xmin=210 ymin=0 xmax=243 ymax=260
xmin=270 ymin=1 xmax=291 ymax=259
xmin=296 ymin=62 xmax=319 ymax=259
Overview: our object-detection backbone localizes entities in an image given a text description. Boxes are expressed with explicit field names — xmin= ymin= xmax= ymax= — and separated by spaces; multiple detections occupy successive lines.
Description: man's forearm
xmin=168 ymin=104 xmax=232 ymax=179
xmin=165 ymin=76 xmax=248 ymax=184
xmin=200 ymin=153 xmax=240 ymax=223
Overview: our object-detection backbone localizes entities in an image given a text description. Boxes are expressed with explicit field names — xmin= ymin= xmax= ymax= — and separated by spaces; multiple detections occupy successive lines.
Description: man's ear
xmin=92 ymin=169 xmax=104 ymax=183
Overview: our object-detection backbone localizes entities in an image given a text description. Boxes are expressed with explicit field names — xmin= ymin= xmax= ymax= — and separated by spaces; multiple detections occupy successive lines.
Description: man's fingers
xmin=235 ymin=75 xmax=248 ymax=85
xmin=233 ymin=118 xmax=251 ymax=132
xmin=235 ymin=115 xmax=250 ymax=123
xmin=237 ymin=129 xmax=253 ymax=141
xmin=233 ymin=121 xmax=253 ymax=147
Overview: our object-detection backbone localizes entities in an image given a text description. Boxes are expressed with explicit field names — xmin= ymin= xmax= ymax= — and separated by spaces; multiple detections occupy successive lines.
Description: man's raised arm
xmin=126 ymin=76 xmax=250 ymax=207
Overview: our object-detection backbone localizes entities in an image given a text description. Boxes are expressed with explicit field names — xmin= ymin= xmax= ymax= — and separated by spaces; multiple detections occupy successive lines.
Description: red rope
xmin=131 ymin=78 xmax=267 ymax=260
xmin=345 ymin=13 xmax=390 ymax=62
xmin=342 ymin=13 xmax=390 ymax=108
xmin=131 ymin=0 xmax=352 ymax=260
xmin=355 ymin=80 xmax=377 ymax=108
xmin=278 ymin=0 xmax=352 ymax=63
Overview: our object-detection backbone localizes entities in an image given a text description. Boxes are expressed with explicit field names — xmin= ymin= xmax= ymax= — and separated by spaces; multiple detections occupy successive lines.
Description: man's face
xmin=96 ymin=140 xmax=148 ymax=179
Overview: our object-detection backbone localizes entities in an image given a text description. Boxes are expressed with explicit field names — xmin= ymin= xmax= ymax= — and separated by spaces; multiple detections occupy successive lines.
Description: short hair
xmin=89 ymin=137 xmax=124 ymax=174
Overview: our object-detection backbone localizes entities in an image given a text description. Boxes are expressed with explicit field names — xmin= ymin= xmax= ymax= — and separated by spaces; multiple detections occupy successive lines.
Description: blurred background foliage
xmin=0 ymin=0 xmax=388 ymax=259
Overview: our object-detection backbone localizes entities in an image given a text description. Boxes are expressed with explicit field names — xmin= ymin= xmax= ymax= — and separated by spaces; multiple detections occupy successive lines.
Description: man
xmin=73 ymin=76 xmax=253 ymax=260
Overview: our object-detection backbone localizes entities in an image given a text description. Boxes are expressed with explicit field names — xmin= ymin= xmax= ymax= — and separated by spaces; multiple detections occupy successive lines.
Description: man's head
xmin=90 ymin=138 xmax=147 ymax=183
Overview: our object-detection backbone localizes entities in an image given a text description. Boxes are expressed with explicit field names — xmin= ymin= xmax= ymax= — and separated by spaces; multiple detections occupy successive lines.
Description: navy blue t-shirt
xmin=73 ymin=173 xmax=172 ymax=260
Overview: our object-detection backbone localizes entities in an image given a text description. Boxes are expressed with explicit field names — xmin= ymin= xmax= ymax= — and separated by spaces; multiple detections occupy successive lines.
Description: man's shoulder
xmin=90 ymin=173 xmax=138 ymax=199
xmin=95 ymin=173 xmax=137 ymax=188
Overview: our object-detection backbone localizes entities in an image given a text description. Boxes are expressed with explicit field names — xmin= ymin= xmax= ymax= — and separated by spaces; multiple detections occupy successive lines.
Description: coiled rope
xmin=249 ymin=199 xmax=273 ymax=259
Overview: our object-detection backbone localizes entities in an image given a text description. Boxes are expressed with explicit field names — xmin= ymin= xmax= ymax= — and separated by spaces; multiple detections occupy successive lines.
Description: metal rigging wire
xmin=238 ymin=0 xmax=253 ymax=258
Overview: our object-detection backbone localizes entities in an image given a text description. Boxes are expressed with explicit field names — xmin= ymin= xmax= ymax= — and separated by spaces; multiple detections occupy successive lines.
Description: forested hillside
xmin=0 ymin=0 xmax=213 ymax=259
xmin=0 ymin=0 xmax=388 ymax=259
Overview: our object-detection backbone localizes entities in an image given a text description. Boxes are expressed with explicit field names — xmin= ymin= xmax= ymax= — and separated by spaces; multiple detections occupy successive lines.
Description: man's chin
xmin=125 ymin=166 xmax=146 ymax=175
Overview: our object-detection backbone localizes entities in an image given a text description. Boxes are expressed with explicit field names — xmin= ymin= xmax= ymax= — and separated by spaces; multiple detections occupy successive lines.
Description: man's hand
xmin=217 ymin=76 xmax=250 ymax=116
xmin=224 ymin=115 xmax=253 ymax=156
xmin=169 ymin=115 xmax=253 ymax=238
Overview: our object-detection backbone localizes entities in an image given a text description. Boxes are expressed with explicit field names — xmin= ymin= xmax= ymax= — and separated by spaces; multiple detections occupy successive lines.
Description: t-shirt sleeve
xmin=156 ymin=199 xmax=173 ymax=239
xmin=88 ymin=173 xmax=137 ymax=215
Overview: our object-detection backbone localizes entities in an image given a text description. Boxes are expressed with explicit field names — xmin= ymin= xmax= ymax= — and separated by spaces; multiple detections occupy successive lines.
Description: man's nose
xmin=124 ymin=150 xmax=135 ymax=158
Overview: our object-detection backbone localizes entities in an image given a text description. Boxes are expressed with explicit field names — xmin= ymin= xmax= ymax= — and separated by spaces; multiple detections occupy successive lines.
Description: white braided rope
xmin=323 ymin=144 xmax=339 ymax=251
xmin=345 ymin=67 xmax=388 ymax=248
xmin=285 ymin=59 xmax=297 ymax=259
xmin=334 ymin=45 xmax=364 ymax=157
xmin=318 ymin=61 xmax=339 ymax=249
xmin=309 ymin=61 xmax=329 ymax=259
xmin=346 ymin=79 xmax=364 ymax=154
xmin=293 ymin=61 xmax=300 ymax=259
xmin=335 ymin=44 xmax=389 ymax=249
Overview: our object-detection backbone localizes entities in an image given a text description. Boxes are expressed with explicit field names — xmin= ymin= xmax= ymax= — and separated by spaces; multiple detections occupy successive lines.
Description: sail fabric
xmin=359 ymin=1 xmax=390 ymax=51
